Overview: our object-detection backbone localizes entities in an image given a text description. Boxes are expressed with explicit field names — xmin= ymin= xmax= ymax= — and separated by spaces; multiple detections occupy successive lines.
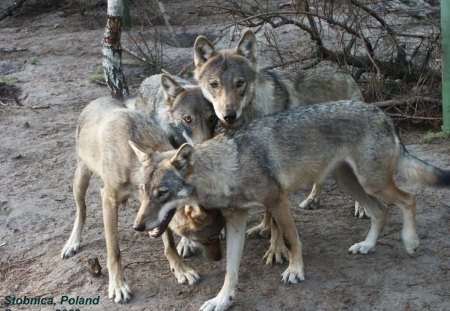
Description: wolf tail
xmin=397 ymin=139 xmax=450 ymax=187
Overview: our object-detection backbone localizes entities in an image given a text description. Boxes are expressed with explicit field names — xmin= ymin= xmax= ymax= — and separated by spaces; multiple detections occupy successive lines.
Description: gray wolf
xmin=126 ymin=72 xmax=219 ymax=257
xmin=61 ymin=97 xmax=223 ymax=303
xmin=193 ymin=29 xmax=366 ymax=236
xmin=126 ymin=73 xmax=218 ymax=146
xmin=130 ymin=100 xmax=450 ymax=311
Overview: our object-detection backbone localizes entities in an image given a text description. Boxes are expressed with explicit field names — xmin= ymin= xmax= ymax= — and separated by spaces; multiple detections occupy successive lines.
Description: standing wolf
xmin=61 ymin=97 xmax=223 ymax=303
xmin=193 ymin=29 xmax=366 ymax=236
xmin=131 ymin=100 xmax=450 ymax=311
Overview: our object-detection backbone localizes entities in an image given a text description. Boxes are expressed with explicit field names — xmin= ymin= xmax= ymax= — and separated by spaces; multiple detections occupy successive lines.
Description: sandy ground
xmin=1 ymin=3 xmax=449 ymax=311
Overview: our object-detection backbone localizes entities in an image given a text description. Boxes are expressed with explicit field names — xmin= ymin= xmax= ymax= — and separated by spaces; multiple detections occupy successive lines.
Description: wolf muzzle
xmin=223 ymin=109 xmax=237 ymax=124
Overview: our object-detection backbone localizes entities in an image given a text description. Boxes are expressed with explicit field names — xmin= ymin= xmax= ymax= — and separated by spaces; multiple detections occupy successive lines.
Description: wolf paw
xmin=354 ymin=202 xmax=369 ymax=218
xmin=108 ymin=280 xmax=132 ymax=303
xmin=403 ymin=232 xmax=420 ymax=255
xmin=263 ymin=244 xmax=288 ymax=265
xmin=177 ymin=237 xmax=200 ymax=258
xmin=281 ymin=266 xmax=305 ymax=284
xmin=200 ymin=291 xmax=235 ymax=311
xmin=61 ymin=241 xmax=80 ymax=259
xmin=299 ymin=197 xmax=320 ymax=210
xmin=348 ymin=241 xmax=375 ymax=254
xmin=246 ymin=223 xmax=270 ymax=239
xmin=172 ymin=266 xmax=201 ymax=285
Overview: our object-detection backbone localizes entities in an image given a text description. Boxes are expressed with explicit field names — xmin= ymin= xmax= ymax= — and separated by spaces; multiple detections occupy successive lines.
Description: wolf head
xmin=130 ymin=141 xmax=196 ymax=234
xmin=160 ymin=74 xmax=218 ymax=145
xmin=129 ymin=141 xmax=224 ymax=258
xmin=193 ymin=30 xmax=257 ymax=126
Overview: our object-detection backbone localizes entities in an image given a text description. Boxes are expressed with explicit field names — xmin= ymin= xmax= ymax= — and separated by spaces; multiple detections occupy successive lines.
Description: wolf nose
xmin=133 ymin=223 xmax=146 ymax=232
xmin=223 ymin=110 xmax=237 ymax=124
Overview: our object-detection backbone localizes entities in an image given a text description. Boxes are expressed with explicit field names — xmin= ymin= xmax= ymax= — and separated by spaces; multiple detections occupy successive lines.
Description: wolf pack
xmin=61 ymin=30 xmax=450 ymax=311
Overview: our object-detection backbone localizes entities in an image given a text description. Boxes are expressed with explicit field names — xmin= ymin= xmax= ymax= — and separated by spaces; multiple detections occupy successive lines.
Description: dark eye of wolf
xmin=183 ymin=115 xmax=192 ymax=123
xmin=236 ymin=80 xmax=245 ymax=88
xmin=210 ymin=81 xmax=219 ymax=89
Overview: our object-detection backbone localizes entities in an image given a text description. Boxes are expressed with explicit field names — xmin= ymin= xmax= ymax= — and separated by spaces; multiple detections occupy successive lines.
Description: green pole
xmin=442 ymin=1 xmax=450 ymax=133
xmin=123 ymin=0 xmax=131 ymax=30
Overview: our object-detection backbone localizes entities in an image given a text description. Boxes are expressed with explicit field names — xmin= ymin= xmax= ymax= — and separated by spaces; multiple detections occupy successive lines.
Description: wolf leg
xmin=101 ymin=187 xmax=132 ymax=303
xmin=163 ymin=229 xmax=201 ymax=285
xmin=263 ymin=217 xmax=289 ymax=264
xmin=61 ymin=163 xmax=92 ymax=258
xmin=200 ymin=209 xmax=248 ymax=311
xmin=332 ymin=164 xmax=388 ymax=254
xmin=246 ymin=210 xmax=271 ymax=238
xmin=299 ymin=183 xmax=321 ymax=209
xmin=269 ymin=192 xmax=305 ymax=284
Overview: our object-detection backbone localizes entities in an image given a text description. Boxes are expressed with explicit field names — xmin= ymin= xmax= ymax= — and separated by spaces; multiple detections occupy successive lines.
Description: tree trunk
xmin=102 ymin=0 xmax=129 ymax=99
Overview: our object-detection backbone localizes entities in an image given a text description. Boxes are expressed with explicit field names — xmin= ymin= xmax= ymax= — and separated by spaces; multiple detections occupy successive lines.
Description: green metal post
xmin=123 ymin=0 xmax=131 ymax=30
xmin=442 ymin=1 xmax=450 ymax=133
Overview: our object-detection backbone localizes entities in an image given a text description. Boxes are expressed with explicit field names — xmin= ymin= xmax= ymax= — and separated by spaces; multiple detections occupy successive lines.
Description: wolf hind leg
xmin=332 ymin=164 xmax=388 ymax=254
xmin=371 ymin=182 xmax=418 ymax=255
xmin=61 ymin=163 xmax=92 ymax=259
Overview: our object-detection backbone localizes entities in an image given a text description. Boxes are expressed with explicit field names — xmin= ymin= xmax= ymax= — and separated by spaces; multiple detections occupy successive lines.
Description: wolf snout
xmin=133 ymin=223 xmax=146 ymax=232
xmin=223 ymin=109 xmax=237 ymax=124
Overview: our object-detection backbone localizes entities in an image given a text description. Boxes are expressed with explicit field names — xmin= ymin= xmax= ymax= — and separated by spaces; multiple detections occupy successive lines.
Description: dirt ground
xmin=1 ymin=2 xmax=449 ymax=311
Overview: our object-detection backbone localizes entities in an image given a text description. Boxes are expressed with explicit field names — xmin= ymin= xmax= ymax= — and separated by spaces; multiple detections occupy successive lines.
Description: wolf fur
xmin=131 ymin=100 xmax=450 ymax=311
xmin=126 ymin=73 xmax=218 ymax=146
xmin=61 ymin=97 xmax=224 ymax=303
xmin=193 ymin=29 xmax=366 ymax=236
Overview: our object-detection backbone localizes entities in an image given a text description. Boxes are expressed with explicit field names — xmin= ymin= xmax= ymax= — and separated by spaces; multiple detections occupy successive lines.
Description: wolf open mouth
xmin=148 ymin=209 xmax=177 ymax=238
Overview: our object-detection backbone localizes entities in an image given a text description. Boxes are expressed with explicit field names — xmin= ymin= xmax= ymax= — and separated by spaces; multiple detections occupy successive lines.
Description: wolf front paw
xmin=281 ymin=267 xmax=305 ymax=284
xmin=246 ymin=223 xmax=270 ymax=239
xmin=403 ymin=231 xmax=420 ymax=255
xmin=348 ymin=241 xmax=375 ymax=254
xmin=61 ymin=241 xmax=80 ymax=259
xmin=177 ymin=237 xmax=200 ymax=258
xmin=172 ymin=265 xmax=201 ymax=285
xmin=200 ymin=292 xmax=234 ymax=311
xmin=108 ymin=280 xmax=132 ymax=303
xmin=263 ymin=244 xmax=288 ymax=265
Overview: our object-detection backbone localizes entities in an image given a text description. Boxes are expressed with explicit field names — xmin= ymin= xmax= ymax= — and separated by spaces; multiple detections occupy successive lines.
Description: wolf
xmin=126 ymin=73 xmax=218 ymax=146
xmin=131 ymin=100 xmax=450 ymax=311
xmin=193 ymin=29 xmax=366 ymax=237
xmin=126 ymin=72 xmax=219 ymax=257
xmin=61 ymin=97 xmax=224 ymax=303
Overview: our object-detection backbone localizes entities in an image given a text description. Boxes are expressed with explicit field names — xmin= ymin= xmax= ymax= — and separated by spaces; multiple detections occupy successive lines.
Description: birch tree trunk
xmin=102 ymin=0 xmax=129 ymax=99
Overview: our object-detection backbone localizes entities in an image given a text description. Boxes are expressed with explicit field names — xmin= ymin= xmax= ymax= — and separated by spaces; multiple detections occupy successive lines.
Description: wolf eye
xmin=183 ymin=115 xmax=192 ymax=124
xmin=236 ymin=80 xmax=245 ymax=88
xmin=154 ymin=188 xmax=169 ymax=199
xmin=210 ymin=81 xmax=219 ymax=89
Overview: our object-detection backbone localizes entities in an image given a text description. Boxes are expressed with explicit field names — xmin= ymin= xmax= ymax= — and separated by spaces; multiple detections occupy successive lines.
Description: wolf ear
xmin=129 ymin=140 xmax=149 ymax=163
xmin=194 ymin=35 xmax=217 ymax=67
xmin=161 ymin=74 xmax=184 ymax=104
xmin=236 ymin=29 xmax=256 ymax=63
xmin=170 ymin=143 xmax=194 ymax=172
xmin=184 ymin=204 xmax=207 ymax=223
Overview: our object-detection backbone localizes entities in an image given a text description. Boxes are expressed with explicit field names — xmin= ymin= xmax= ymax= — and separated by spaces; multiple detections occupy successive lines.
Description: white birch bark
xmin=102 ymin=0 xmax=129 ymax=99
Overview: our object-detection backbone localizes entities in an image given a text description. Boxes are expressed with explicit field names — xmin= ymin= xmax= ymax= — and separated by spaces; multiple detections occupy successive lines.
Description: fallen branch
xmin=372 ymin=96 xmax=441 ymax=108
